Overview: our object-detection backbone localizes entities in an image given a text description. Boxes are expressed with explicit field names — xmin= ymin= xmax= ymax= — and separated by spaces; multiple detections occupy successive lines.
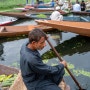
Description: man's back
xmin=73 ymin=3 xmax=81 ymax=11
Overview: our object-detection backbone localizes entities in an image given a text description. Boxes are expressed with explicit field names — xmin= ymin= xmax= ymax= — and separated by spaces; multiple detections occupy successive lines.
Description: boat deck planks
xmin=36 ymin=20 xmax=90 ymax=37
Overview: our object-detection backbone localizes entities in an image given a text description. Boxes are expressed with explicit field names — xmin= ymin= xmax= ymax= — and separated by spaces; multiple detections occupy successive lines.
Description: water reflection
xmin=42 ymin=35 xmax=90 ymax=59
xmin=0 ymin=44 xmax=3 ymax=56
xmin=0 ymin=44 xmax=4 ymax=61
xmin=50 ymin=30 xmax=62 ymax=45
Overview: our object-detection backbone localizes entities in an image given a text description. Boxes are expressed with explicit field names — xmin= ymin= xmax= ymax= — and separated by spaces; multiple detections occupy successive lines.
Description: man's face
xmin=34 ymin=37 xmax=46 ymax=50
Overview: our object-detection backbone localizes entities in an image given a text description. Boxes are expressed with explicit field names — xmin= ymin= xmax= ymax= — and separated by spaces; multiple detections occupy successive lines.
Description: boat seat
xmin=0 ymin=27 xmax=6 ymax=32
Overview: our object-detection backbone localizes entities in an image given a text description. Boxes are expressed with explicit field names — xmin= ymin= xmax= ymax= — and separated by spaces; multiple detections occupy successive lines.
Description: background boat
xmin=0 ymin=25 xmax=53 ymax=37
xmin=0 ymin=15 xmax=17 ymax=26
xmin=36 ymin=20 xmax=90 ymax=37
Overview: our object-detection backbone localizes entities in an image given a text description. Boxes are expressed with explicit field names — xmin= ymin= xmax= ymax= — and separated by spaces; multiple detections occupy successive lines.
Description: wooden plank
xmin=36 ymin=20 xmax=90 ymax=37
xmin=0 ymin=25 xmax=53 ymax=37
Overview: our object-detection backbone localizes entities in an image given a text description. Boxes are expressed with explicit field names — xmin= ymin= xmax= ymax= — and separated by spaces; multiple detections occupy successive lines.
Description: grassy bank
xmin=0 ymin=0 xmax=50 ymax=11
xmin=0 ymin=0 xmax=87 ymax=12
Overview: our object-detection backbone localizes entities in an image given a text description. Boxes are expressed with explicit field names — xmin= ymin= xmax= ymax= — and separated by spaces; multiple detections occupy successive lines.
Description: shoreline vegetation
xmin=0 ymin=0 xmax=89 ymax=12
xmin=0 ymin=0 xmax=50 ymax=12
xmin=0 ymin=0 xmax=78 ymax=12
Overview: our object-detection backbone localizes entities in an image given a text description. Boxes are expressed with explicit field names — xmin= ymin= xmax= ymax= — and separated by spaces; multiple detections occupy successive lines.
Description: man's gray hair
xmin=28 ymin=28 xmax=47 ymax=43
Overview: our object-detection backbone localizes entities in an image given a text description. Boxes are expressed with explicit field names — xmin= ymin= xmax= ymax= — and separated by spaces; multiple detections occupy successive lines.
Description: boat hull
xmin=36 ymin=20 xmax=90 ymax=37
xmin=0 ymin=25 xmax=53 ymax=37
xmin=0 ymin=17 xmax=17 ymax=26
xmin=71 ymin=11 xmax=90 ymax=16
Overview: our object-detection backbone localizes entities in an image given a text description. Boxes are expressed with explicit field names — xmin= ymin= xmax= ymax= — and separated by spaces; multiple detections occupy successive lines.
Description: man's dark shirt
xmin=20 ymin=41 xmax=64 ymax=90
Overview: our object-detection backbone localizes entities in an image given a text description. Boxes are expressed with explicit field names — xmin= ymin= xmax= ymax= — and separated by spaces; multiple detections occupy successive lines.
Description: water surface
xmin=0 ymin=17 xmax=90 ymax=90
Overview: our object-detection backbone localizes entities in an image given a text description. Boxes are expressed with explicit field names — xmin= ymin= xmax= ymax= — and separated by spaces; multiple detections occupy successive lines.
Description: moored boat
xmin=36 ymin=20 xmax=90 ymax=37
xmin=0 ymin=25 xmax=53 ymax=37
xmin=0 ymin=16 xmax=17 ymax=26
xmin=0 ymin=12 xmax=28 ymax=19
xmin=0 ymin=64 xmax=19 ymax=90
xmin=71 ymin=11 xmax=90 ymax=16
xmin=0 ymin=64 xmax=70 ymax=90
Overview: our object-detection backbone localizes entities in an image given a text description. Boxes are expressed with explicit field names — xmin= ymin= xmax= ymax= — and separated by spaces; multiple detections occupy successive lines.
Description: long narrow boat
xmin=0 ymin=12 xmax=29 ymax=19
xmin=0 ymin=16 xmax=17 ymax=26
xmin=14 ymin=7 xmax=54 ymax=12
xmin=0 ymin=64 xmax=70 ymax=90
xmin=36 ymin=20 xmax=90 ymax=37
xmin=0 ymin=10 xmax=68 ymax=19
xmin=14 ymin=8 xmax=68 ymax=15
xmin=0 ymin=25 xmax=53 ymax=37
xmin=71 ymin=11 xmax=90 ymax=16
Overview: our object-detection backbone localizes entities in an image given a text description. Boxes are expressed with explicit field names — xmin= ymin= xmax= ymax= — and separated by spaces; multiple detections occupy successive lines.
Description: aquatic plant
xmin=36 ymin=14 xmax=47 ymax=18
xmin=43 ymin=59 xmax=90 ymax=77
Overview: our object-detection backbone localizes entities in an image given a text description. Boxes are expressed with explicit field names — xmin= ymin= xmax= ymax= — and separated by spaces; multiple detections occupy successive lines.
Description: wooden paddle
xmin=46 ymin=38 xmax=84 ymax=90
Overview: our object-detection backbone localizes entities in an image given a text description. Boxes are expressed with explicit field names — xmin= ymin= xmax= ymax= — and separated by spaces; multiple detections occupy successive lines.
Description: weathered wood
xmin=0 ymin=25 xmax=53 ymax=37
xmin=0 ymin=12 xmax=28 ymax=18
xmin=71 ymin=11 xmax=90 ymax=16
xmin=36 ymin=20 xmax=90 ymax=37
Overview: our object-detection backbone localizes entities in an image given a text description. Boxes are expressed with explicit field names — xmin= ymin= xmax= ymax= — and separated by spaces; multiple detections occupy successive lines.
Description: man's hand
xmin=60 ymin=60 xmax=67 ymax=67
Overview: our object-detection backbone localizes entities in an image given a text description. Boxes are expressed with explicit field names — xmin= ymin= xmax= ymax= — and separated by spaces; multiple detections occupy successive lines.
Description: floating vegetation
xmin=43 ymin=59 xmax=90 ymax=77
xmin=73 ymin=69 xmax=90 ymax=77
xmin=36 ymin=14 xmax=47 ymax=18
xmin=11 ymin=62 xmax=19 ymax=68
xmin=67 ymin=63 xmax=75 ymax=69
xmin=43 ymin=59 xmax=49 ymax=64
xmin=51 ymin=63 xmax=58 ymax=66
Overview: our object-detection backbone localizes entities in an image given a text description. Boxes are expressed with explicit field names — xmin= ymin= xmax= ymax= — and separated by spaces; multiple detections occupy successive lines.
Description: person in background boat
xmin=26 ymin=0 xmax=29 ymax=4
xmin=36 ymin=0 xmax=44 ymax=4
xmin=72 ymin=1 xmax=81 ymax=11
xmin=47 ymin=0 xmax=55 ymax=7
xmin=25 ymin=0 xmax=44 ymax=9
xmin=50 ymin=6 xmax=63 ymax=21
xmin=20 ymin=28 xmax=67 ymax=90
xmin=55 ymin=0 xmax=69 ymax=10
xmin=80 ymin=0 xmax=86 ymax=11
xmin=36 ymin=0 xmax=55 ymax=8
xmin=31 ymin=0 xmax=35 ymax=6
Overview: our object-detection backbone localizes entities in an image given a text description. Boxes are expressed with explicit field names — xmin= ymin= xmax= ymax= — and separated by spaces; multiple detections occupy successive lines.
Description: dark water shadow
xmin=42 ymin=35 xmax=90 ymax=59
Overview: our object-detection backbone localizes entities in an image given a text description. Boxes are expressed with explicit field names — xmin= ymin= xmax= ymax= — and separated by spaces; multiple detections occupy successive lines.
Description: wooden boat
xmin=71 ymin=11 xmax=90 ymax=16
xmin=0 ymin=25 xmax=54 ymax=37
xmin=0 ymin=10 xmax=68 ymax=19
xmin=0 ymin=64 xmax=27 ymax=90
xmin=0 ymin=16 xmax=17 ymax=26
xmin=0 ymin=11 xmax=51 ymax=19
xmin=14 ymin=8 xmax=68 ymax=15
xmin=36 ymin=20 xmax=90 ymax=37
xmin=14 ymin=7 xmax=54 ymax=12
xmin=0 ymin=12 xmax=29 ymax=19
xmin=0 ymin=64 xmax=70 ymax=90
xmin=0 ymin=64 xmax=19 ymax=90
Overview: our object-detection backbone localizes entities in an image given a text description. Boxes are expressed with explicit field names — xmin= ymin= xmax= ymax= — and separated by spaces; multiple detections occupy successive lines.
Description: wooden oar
xmin=46 ymin=38 xmax=85 ymax=90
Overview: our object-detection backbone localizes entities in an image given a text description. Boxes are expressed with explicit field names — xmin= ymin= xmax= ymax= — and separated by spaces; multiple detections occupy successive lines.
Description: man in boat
xmin=50 ymin=6 xmax=63 ymax=21
xmin=20 ymin=28 xmax=67 ymax=90
xmin=72 ymin=1 xmax=81 ymax=11
xmin=80 ymin=0 xmax=86 ymax=11
xmin=55 ymin=0 xmax=69 ymax=10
